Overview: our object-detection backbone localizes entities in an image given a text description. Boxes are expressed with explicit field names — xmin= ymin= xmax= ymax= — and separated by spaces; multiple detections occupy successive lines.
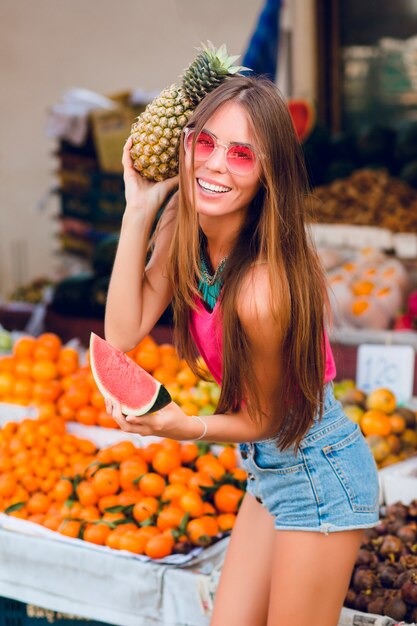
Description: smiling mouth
xmin=197 ymin=178 xmax=232 ymax=194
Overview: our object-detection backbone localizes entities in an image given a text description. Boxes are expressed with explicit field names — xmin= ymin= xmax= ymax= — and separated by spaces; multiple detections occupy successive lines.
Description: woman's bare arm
xmin=104 ymin=137 xmax=178 ymax=351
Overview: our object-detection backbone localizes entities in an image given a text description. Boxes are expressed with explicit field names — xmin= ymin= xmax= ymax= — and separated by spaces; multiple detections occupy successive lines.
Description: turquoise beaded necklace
xmin=198 ymin=245 xmax=228 ymax=310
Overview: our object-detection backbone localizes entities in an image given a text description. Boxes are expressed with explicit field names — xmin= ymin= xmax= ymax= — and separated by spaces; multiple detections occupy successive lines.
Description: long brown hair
xmin=166 ymin=75 xmax=329 ymax=450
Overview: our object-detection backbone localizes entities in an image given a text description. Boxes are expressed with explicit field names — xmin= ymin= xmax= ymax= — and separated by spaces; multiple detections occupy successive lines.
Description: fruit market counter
xmin=0 ymin=523 xmax=224 ymax=626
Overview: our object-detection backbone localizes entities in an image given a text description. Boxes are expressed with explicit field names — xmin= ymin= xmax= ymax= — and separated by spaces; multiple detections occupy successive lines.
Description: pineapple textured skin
xmin=130 ymin=84 xmax=193 ymax=182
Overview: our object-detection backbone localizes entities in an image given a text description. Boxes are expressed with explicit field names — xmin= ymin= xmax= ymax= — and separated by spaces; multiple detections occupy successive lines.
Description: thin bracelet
xmin=191 ymin=415 xmax=207 ymax=440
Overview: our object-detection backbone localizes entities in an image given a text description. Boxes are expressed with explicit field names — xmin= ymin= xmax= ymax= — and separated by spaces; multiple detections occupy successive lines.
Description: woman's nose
xmin=205 ymin=145 xmax=228 ymax=173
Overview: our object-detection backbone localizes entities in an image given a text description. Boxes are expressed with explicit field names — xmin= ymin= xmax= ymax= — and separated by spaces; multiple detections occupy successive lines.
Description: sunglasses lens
xmin=185 ymin=130 xmax=215 ymax=159
xmin=227 ymin=145 xmax=256 ymax=174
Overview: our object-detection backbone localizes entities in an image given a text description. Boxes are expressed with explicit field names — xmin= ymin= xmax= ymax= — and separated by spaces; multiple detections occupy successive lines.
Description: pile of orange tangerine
xmin=0 ymin=333 xmax=217 ymax=428
xmin=0 ymin=416 xmax=246 ymax=559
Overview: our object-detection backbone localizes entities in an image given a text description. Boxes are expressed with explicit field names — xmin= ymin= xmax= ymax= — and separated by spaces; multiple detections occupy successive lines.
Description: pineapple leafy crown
xmin=181 ymin=41 xmax=250 ymax=106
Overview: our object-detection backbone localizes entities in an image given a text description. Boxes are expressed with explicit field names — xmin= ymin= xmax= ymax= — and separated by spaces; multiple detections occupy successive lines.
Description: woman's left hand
xmin=104 ymin=399 xmax=200 ymax=441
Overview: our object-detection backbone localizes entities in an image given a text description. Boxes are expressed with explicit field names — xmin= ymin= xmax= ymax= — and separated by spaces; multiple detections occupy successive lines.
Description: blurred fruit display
xmin=0 ymin=415 xmax=245 ymax=558
xmin=322 ymin=248 xmax=411 ymax=330
xmin=344 ymin=500 xmax=417 ymax=623
xmin=335 ymin=380 xmax=417 ymax=468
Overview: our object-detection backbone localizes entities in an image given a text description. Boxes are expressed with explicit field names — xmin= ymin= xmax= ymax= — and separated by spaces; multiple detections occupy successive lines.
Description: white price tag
xmin=356 ymin=344 xmax=415 ymax=403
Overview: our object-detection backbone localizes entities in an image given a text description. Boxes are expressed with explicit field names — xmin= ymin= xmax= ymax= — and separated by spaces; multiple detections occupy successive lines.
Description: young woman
xmin=104 ymin=76 xmax=380 ymax=626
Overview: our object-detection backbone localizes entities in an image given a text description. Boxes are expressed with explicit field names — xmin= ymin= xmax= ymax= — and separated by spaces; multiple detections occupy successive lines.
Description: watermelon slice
xmin=89 ymin=332 xmax=171 ymax=415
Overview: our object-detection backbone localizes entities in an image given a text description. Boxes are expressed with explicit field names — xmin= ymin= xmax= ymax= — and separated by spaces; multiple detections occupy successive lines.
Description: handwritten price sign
xmin=356 ymin=344 xmax=415 ymax=403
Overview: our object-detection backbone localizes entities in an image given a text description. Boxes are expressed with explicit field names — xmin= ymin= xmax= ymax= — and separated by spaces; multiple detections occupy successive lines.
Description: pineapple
xmin=129 ymin=43 xmax=244 ymax=182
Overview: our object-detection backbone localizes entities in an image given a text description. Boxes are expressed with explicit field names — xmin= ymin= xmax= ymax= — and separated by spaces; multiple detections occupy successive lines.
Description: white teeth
xmin=197 ymin=178 xmax=231 ymax=193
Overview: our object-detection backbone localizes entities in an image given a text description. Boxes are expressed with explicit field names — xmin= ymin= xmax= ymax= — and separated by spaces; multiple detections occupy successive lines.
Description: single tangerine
xmin=83 ymin=523 xmax=111 ymax=545
xmin=152 ymin=450 xmax=181 ymax=476
xmin=97 ymin=411 xmax=118 ymax=429
xmin=58 ymin=519 xmax=82 ymax=538
xmin=75 ymin=406 xmax=98 ymax=426
xmin=139 ymin=473 xmax=166 ymax=497
xmin=108 ymin=441 xmax=137 ymax=463
xmin=180 ymin=442 xmax=199 ymax=465
xmin=156 ymin=505 xmax=185 ymax=531
xmin=76 ymin=481 xmax=99 ymax=507
xmin=92 ymin=467 xmax=120 ymax=497
xmin=179 ymin=491 xmax=204 ymax=518
xmin=119 ymin=458 xmax=148 ymax=491
xmin=144 ymin=533 xmax=174 ymax=559
xmin=214 ymin=484 xmax=244 ymax=514
xmin=218 ymin=446 xmax=238 ymax=471
xmin=360 ymin=410 xmax=392 ymax=437
xmin=52 ymin=479 xmax=74 ymax=502
xmin=132 ymin=497 xmax=159 ymax=523
xmin=187 ymin=515 xmax=219 ymax=546
xmin=13 ymin=337 xmax=37 ymax=359
xmin=118 ymin=532 xmax=148 ymax=554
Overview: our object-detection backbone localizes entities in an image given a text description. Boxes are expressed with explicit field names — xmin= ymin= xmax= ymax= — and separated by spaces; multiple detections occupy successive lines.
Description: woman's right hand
xmin=122 ymin=136 xmax=179 ymax=219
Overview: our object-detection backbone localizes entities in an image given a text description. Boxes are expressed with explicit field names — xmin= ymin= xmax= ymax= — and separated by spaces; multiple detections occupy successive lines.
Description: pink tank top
xmin=189 ymin=296 xmax=336 ymax=386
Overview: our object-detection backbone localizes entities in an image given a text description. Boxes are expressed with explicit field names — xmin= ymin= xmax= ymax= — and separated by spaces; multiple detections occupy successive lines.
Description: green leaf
xmin=4 ymin=501 xmax=26 ymax=514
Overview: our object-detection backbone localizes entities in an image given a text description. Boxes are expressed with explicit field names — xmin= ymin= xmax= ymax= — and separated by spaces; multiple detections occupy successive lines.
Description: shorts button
xmin=241 ymin=450 xmax=248 ymax=459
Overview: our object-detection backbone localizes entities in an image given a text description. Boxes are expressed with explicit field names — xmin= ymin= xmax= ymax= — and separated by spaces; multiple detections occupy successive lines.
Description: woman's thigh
xmin=267 ymin=528 xmax=364 ymax=626
xmin=210 ymin=493 xmax=276 ymax=626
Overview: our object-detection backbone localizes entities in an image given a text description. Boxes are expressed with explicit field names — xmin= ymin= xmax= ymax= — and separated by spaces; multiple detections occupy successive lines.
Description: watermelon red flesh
xmin=89 ymin=332 xmax=171 ymax=416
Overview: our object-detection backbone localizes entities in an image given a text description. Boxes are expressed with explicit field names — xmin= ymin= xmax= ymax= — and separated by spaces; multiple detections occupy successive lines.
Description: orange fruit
xmin=214 ymin=484 xmax=244 ymax=514
xmin=109 ymin=441 xmax=137 ymax=463
xmin=52 ymin=479 xmax=74 ymax=502
xmin=14 ymin=359 xmax=34 ymax=379
xmin=132 ymin=497 xmax=159 ymax=523
xmin=179 ymin=491 xmax=204 ymax=518
xmin=139 ymin=473 xmax=166 ymax=497
xmin=43 ymin=515 xmax=62 ymax=531
xmin=231 ymin=467 xmax=247 ymax=482
xmin=92 ymin=467 xmax=120 ymax=496
xmin=58 ymin=519 xmax=82 ymax=538
xmin=176 ymin=367 xmax=198 ymax=389
xmin=118 ymin=532 xmax=147 ymax=554
xmin=97 ymin=494 xmax=120 ymax=514
xmin=75 ymin=406 xmax=98 ymax=426
xmin=180 ymin=442 xmax=199 ymax=465
xmin=0 ymin=372 xmax=14 ymax=396
xmin=162 ymin=483 xmax=188 ymax=504
xmin=135 ymin=347 xmax=161 ymax=373
xmin=389 ymin=414 xmax=406 ymax=435
xmin=187 ymin=472 xmax=214 ymax=495
xmin=142 ymin=442 xmax=163 ymax=464
xmin=157 ymin=505 xmax=185 ymax=531
xmin=13 ymin=337 xmax=37 ymax=359
xmin=36 ymin=333 xmax=62 ymax=359
xmin=168 ymin=466 xmax=194 ymax=485
xmin=83 ymin=523 xmax=111 ymax=545
xmin=12 ymin=378 xmax=33 ymax=401
xmin=27 ymin=492 xmax=51 ymax=515
xmin=118 ymin=490 xmax=143 ymax=506
xmin=32 ymin=360 xmax=58 ymax=382
xmin=0 ymin=473 xmax=17 ymax=497
xmin=160 ymin=354 xmax=180 ymax=374
xmin=119 ymin=458 xmax=148 ymax=491
xmin=218 ymin=447 xmax=238 ymax=471
xmin=65 ymin=384 xmax=91 ymax=410
xmin=195 ymin=456 xmax=225 ymax=481
xmin=151 ymin=367 xmax=177 ymax=386
xmin=56 ymin=349 xmax=79 ymax=377
xmin=78 ymin=506 xmax=100 ymax=522
xmin=360 ymin=410 xmax=392 ymax=437
xmin=152 ymin=450 xmax=181 ymax=476
xmin=187 ymin=516 xmax=219 ymax=546
xmin=158 ymin=343 xmax=177 ymax=357
xmin=76 ymin=481 xmax=99 ymax=507
xmin=144 ymin=533 xmax=174 ymax=559
xmin=97 ymin=411 xmax=117 ymax=429
xmin=90 ymin=390 xmax=106 ymax=411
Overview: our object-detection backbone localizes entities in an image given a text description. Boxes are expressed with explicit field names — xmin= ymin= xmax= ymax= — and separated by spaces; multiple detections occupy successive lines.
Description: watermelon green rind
xmin=89 ymin=332 xmax=172 ymax=416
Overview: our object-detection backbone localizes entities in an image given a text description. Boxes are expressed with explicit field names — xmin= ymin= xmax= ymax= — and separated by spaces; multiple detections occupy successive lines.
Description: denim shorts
xmin=239 ymin=383 xmax=380 ymax=534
